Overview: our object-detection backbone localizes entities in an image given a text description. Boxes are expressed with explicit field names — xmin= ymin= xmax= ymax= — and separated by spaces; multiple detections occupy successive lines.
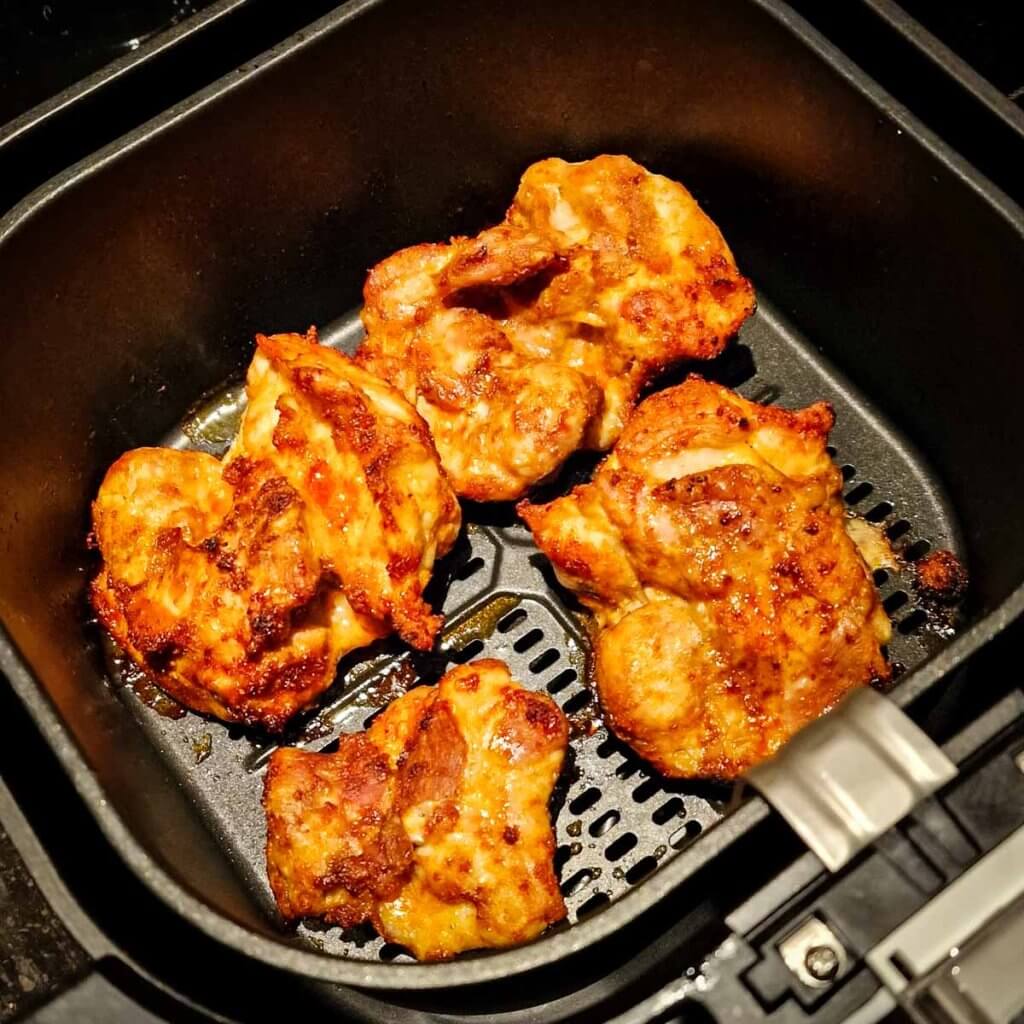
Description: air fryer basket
xmin=131 ymin=301 xmax=961 ymax=971
xmin=1 ymin=0 xmax=1023 ymax=993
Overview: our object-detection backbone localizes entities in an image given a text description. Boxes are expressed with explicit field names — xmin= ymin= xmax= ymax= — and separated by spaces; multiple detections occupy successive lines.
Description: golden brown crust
xmin=358 ymin=155 xmax=755 ymax=500
xmin=263 ymin=738 xmax=413 ymax=926
xmin=91 ymin=330 xmax=460 ymax=730
xmin=263 ymin=661 xmax=568 ymax=960
xmin=520 ymin=377 xmax=891 ymax=779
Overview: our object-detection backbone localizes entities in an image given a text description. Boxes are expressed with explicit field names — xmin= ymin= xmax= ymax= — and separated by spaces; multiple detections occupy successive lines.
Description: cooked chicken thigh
xmin=519 ymin=378 xmax=890 ymax=779
xmin=91 ymin=330 xmax=460 ymax=730
xmin=359 ymin=155 xmax=755 ymax=501
xmin=263 ymin=660 xmax=568 ymax=960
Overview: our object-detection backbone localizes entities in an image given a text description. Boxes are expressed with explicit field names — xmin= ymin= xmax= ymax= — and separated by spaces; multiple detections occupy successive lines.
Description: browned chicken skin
xmin=91 ymin=330 xmax=460 ymax=730
xmin=263 ymin=660 xmax=568 ymax=960
xmin=358 ymin=155 xmax=755 ymax=501
xmin=519 ymin=378 xmax=891 ymax=779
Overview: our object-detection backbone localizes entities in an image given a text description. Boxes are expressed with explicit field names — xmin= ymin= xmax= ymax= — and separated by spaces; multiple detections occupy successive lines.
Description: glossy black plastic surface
xmin=0 ymin=0 xmax=357 ymax=215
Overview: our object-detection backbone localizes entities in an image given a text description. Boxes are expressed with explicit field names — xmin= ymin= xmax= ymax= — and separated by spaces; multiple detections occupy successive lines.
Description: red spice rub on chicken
xmin=358 ymin=155 xmax=755 ymax=501
xmin=263 ymin=660 xmax=568 ymax=960
xmin=520 ymin=377 xmax=891 ymax=779
xmin=91 ymin=329 xmax=460 ymax=730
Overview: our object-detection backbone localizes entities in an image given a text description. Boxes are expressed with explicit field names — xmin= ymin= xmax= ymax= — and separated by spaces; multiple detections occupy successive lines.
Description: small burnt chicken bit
xmin=263 ymin=660 xmax=568 ymax=960
xmin=358 ymin=155 xmax=755 ymax=501
xmin=914 ymin=549 xmax=968 ymax=604
xmin=91 ymin=329 xmax=460 ymax=730
xmin=520 ymin=377 xmax=891 ymax=779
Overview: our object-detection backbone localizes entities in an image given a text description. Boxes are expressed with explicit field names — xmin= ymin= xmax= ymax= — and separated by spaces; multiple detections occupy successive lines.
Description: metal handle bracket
xmin=747 ymin=687 xmax=957 ymax=871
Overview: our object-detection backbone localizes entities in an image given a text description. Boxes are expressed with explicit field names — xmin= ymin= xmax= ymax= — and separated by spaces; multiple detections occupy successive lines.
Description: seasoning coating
xmin=263 ymin=660 xmax=568 ymax=960
xmin=91 ymin=329 xmax=460 ymax=730
xmin=520 ymin=377 xmax=891 ymax=779
xmin=358 ymin=155 xmax=755 ymax=500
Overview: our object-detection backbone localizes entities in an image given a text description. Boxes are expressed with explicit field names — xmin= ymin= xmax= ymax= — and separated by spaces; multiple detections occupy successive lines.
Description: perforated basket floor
xmin=100 ymin=296 xmax=964 ymax=963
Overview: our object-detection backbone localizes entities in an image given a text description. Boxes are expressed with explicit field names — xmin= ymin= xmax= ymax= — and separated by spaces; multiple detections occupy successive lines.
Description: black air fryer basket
xmin=1 ymin=0 xmax=1023 ymax=1013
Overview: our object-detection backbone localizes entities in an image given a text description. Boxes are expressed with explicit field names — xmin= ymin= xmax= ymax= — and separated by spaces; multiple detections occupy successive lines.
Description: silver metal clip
xmin=747 ymin=687 xmax=956 ymax=871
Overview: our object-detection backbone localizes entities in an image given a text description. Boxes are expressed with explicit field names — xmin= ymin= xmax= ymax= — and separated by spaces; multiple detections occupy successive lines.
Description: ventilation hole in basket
xmin=561 ymin=867 xmax=597 ymax=897
xmin=226 ymin=725 xmax=246 ymax=741
xmin=513 ymin=628 xmax=544 ymax=653
xmin=576 ymin=892 xmax=611 ymax=920
xmin=865 ymin=501 xmax=894 ymax=523
xmin=450 ymin=638 xmax=485 ymax=664
xmin=589 ymin=810 xmax=620 ymax=837
xmin=596 ymin=735 xmax=618 ymax=758
xmin=529 ymin=648 xmax=560 ymax=674
xmin=626 ymin=856 xmax=659 ymax=885
xmin=379 ymin=943 xmax=409 ymax=961
xmin=453 ymin=556 xmax=485 ymax=581
xmin=615 ymin=759 xmax=642 ymax=781
xmin=669 ymin=819 xmax=703 ymax=849
xmin=883 ymin=591 xmax=909 ymax=615
xmin=749 ymin=384 xmax=781 ymax=405
xmin=825 ymin=445 xmax=837 ymax=457
xmin=886 ymin=519 xmax=912 ymax=542
xmin=898 ymin=609 xmax=929 ymax=635
xmin=496 ymin=608 xmax=528 ymax=633
xmin=554 ymin=844 xmax=573 ymax=873
xmin=632 ymin=778 xmax=661 ymax=804
xmin=547 ymin=668 xmax=577 ymax=694
xmin=605 ymin=833 xmax=638 ymax=862
xmin=841 ymin=464 xmax=856 ymax=482
xmin=873 ymin=569 xmax=890 ymax=587
xmin=845 ymin=481 xmax=874 ymax=506
xmin=569 ymin=787 xmax=601 ymax=815
xmin=652 ymin=797 xmax=685 ymax=825
xmin=903 ymin=539 xmax=932 ymax=562
xmin=340 ymin=922 xmax=377 ymax=947
xmin=563 ymin=690 xmax=592 ymax=715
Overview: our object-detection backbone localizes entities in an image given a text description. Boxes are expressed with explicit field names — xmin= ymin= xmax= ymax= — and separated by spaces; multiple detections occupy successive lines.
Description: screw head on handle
xmin=804 ymin=944 xmax=841 ymax=982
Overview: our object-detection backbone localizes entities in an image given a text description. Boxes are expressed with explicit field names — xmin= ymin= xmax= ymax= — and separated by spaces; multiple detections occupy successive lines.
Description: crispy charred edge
xmin=256 ymin=328 xmax=450 ymax=470
xmin=263 ymin=740 xmax=414 ymax=927
xmin=622 ymin=373 xmax=835 ymax=443
xmin=439 ymin=226 xmax=561 ymax=295
xmin=89 ymin=452 xmax=343 ymax=731
xmin=618 ymin=258 xmax=756 ymax=371
xmin=90 ymin=568 xmax=337 ymax=733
